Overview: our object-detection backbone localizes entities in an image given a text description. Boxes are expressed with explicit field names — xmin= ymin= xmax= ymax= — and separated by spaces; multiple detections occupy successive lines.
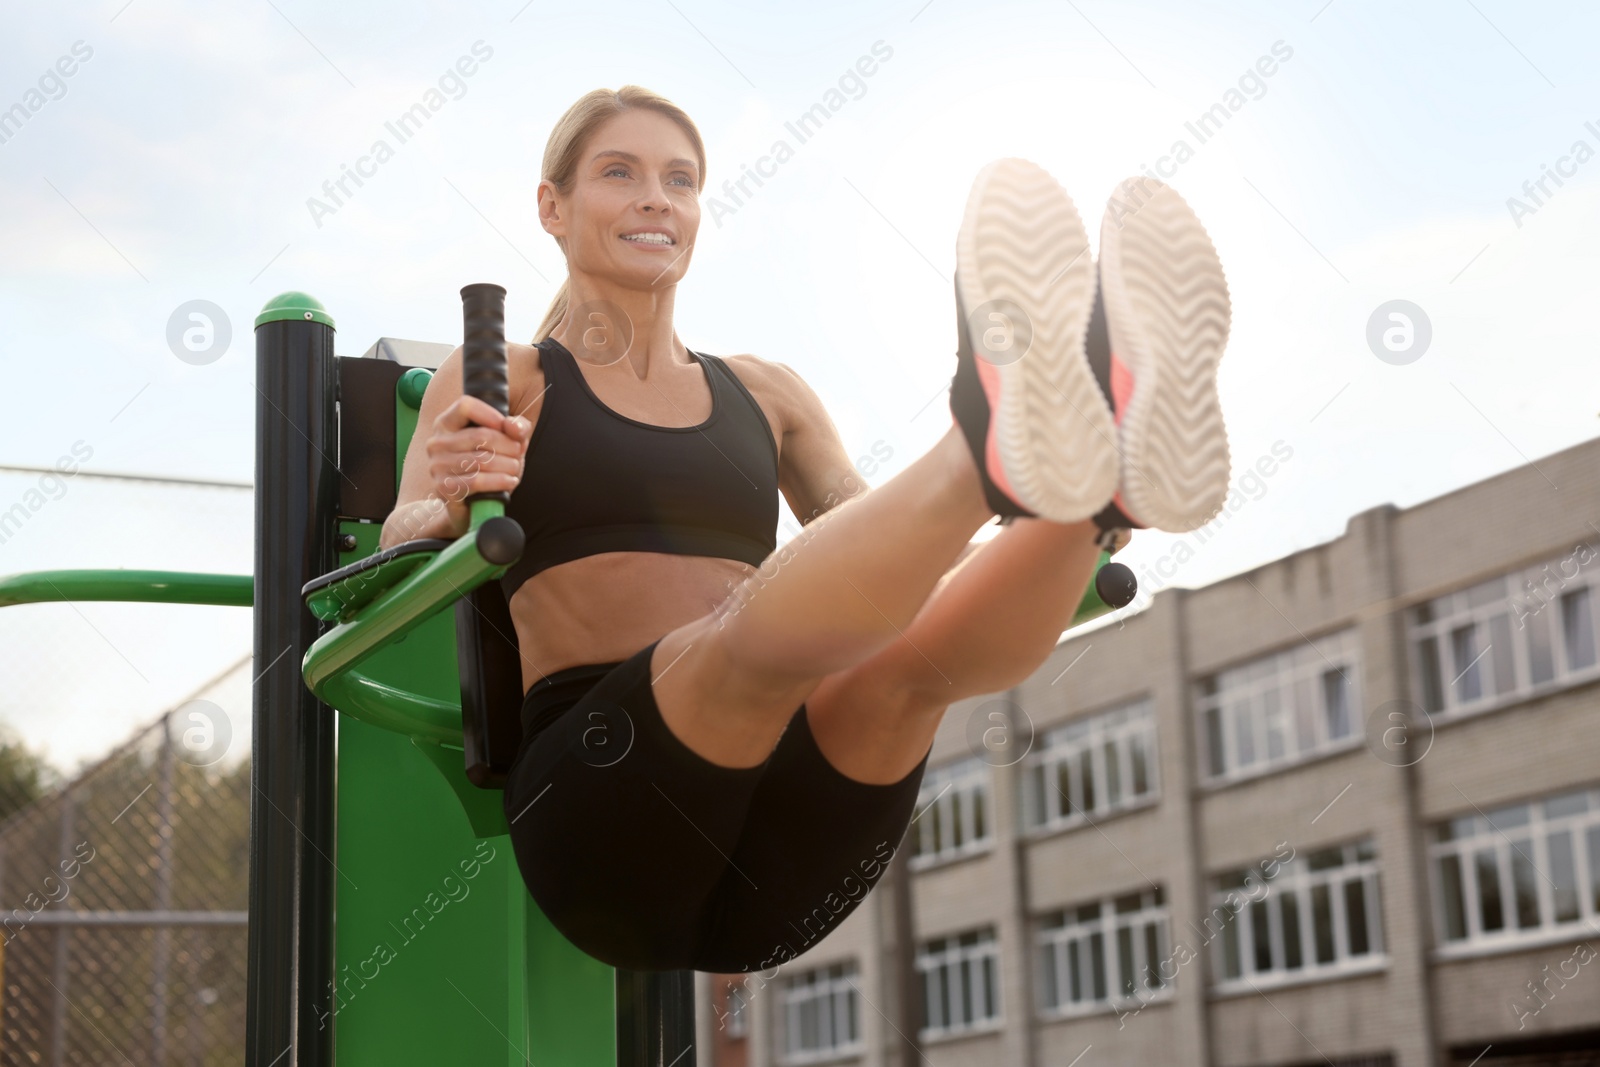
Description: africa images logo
xmin=306 ymin=41 xmax=495 ymax=228
xmin=703 ymin=41 xmax=895 ymax=227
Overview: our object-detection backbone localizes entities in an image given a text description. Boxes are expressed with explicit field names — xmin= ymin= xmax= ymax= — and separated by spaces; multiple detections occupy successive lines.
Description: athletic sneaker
xmin=1090 ymin=176 xmax=1232 ymax=534
xmin=947 ymin=158 xmax=1120 ymax=525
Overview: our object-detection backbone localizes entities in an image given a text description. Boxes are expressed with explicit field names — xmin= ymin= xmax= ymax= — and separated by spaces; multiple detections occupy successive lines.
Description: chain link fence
xmin=0 ymin=463 xmax=256 ymax=1064
xmin=0 ymin=694 xmax=251 ymax=1065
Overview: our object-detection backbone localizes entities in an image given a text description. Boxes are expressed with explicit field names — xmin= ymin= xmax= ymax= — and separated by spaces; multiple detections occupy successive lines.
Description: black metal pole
xmin=247 ymin=294 xmax=339 ymax=1067
xmin=616 ymin=969 xmax=696 ymax=1067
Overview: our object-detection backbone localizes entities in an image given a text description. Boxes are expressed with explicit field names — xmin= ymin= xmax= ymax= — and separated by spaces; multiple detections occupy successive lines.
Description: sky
xmin=1 ymin=0 xmax=1597 ymax=773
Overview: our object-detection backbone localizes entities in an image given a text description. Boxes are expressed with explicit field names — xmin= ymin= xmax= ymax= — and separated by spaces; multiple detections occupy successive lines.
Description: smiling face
xmin=539 ymin=108 xmax=702 ymax=292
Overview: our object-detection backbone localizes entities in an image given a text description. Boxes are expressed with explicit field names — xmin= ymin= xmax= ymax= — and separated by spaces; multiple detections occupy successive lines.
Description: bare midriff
xmin=506 ymin=548 xmax=757 ymax=693
xmin=498 ymin=341 xmax=780 ymax=694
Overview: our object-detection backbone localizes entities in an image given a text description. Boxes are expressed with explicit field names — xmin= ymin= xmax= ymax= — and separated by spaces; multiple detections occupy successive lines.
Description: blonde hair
xmin=533 ymin=86 xmax=708 ymax=342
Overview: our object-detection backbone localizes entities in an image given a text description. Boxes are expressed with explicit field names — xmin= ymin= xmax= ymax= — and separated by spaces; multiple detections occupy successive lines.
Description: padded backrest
xmin=455 ymin=580 xmax=525 ymax=788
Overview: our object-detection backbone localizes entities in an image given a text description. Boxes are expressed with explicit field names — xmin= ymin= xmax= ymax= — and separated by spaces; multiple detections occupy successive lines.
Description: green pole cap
xmin=255 ymin=291 xmax=335 ymax=329
xmin=398 ymin=367 xmax=433 ymax=410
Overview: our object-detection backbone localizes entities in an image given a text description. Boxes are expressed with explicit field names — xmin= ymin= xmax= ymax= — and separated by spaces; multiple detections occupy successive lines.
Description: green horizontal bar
xmin=302 ymin=527 xmax=503 ymax=736
xmin=0 ymin=570 xmax=253 ymax=609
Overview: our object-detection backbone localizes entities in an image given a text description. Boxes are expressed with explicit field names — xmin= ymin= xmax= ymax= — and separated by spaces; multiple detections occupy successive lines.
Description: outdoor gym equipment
xmin=0 ymin=285 xmax=1135 ymax=1065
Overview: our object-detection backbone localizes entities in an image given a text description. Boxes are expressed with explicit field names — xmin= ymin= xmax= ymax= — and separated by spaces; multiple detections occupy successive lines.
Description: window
xmin=1195 ymin=629 xmax=1363 ymax=784
xmin=780 ymin=961 xmax=862 ymax=1064
xmin=1022 ymin=698 xmax=1158 ymax=832
xmin=1037 ymin=887 xmax=1169 ymax=1016
xmin=1564 ymin=587 xmax=1597 ymax=670
xmin=918 ymin=928 xmax=1001 ymax=1038
xmin=911 ymin=754 xmax=992 ymax=867
xmin=1431 ymin=785 xmax=1600 ymax=952
xmin=1211 ymin=840 xmax=1384 ymax=988
xmin=722 ymin=977 xmax=750 ymax=1038
xmin=1410 ymin=547 xmax=1600 ymax=719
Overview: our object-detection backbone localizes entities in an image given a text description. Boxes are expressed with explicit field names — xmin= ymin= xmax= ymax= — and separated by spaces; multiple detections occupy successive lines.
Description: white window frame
xmin=1430 ymin=785 xmax=1600 ymax=958
xmin=1210 ymin=840 xmax=1386 ymax=992
xmin=1195 ymin=628 xmax=1364 ymax=786
xmin=1036 ymin=886 xmax=1171 ymax=1018
xmin=917 ymin=927 xmax=1002 ymax=1039
xmin=1022 ymin=698 xmax=1159 ymax=834
xmin=1408 ymin=548 xmax=1600 ymax=722
xmin=910 ymin=754 xmax=993 ymax=869
xmin=778 ymin=960 xmax=863 ymax=1065
xmin=722 ymin=976 xmax=750 ymax=1038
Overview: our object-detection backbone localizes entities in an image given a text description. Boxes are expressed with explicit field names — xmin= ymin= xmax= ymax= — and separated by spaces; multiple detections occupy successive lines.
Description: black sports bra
xmin=496 ymin=338 xmax=780 ymax=602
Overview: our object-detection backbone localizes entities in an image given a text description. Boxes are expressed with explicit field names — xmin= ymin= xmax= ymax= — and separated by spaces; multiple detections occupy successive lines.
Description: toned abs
xmin=501 ymin=341 xmax=785 ymax=693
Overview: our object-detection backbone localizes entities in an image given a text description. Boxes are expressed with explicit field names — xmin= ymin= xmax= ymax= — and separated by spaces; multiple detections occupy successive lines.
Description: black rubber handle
xmin=460 ymin=283 xmax=509 ymax=505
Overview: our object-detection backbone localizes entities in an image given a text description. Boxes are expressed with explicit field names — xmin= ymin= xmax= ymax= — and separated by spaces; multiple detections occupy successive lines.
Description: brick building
xmin=695 ymin=434 xmax=1600 ymax=1067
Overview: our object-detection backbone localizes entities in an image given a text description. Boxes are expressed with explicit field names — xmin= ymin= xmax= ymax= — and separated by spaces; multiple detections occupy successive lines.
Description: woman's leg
xmin=681 ymin=521 xmax=1105 ymax=971
xmin=651 ymin=158 xmax=1128 ymax=773
xmin=801 ymin=514 xmax=1104 ymax=784
xmin=650 ymin=422 xmax=1007 ymax=769
xmin=791 ymin=172 xmax=1233 ymax=785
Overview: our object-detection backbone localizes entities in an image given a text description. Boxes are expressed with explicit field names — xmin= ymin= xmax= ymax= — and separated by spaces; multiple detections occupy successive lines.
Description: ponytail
xmin=534 ymin=278 xmax=569 ymax=342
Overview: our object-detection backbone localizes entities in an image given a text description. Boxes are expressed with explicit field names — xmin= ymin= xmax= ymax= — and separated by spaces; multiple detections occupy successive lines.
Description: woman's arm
xmin=379 ymin=344 xmax=531 ymax=551
xmin=381 ymin=346 xmax=467 ymax=550
xmin=760 ymin=360 xmax=868 ymax=527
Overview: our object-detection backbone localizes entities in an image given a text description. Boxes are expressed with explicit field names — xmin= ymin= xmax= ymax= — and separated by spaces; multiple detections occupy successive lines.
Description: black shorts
xmin=502 ymin=635 xmax=932 ymax=974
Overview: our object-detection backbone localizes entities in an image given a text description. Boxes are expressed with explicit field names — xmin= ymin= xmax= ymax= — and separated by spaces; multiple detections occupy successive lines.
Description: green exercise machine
xmin=0 ymin=285 xmax=1136 ymax=1065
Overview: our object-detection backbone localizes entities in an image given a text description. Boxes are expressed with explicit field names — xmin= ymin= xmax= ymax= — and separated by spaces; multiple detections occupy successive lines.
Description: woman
xmin=379 ymin=86 xmax=1231 ymax=973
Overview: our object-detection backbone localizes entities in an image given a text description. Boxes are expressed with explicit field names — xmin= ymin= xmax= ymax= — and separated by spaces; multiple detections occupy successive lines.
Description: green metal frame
xmin=323 ymin=518 xmax=611 ymax=1066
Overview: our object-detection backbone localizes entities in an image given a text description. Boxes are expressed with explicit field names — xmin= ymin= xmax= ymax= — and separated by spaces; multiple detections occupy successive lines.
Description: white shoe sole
xmin=955 ymin=158 xmax=1120 ymax=524
xmin=1098 ymin=177 xmax=1232 ymax=533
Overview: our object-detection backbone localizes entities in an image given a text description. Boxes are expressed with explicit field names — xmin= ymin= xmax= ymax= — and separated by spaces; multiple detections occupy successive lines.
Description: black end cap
xmin=1094 ymin=561 xmax=1137 ymax=609
xmin=475 ymin=515 xmax=525 ymax=567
